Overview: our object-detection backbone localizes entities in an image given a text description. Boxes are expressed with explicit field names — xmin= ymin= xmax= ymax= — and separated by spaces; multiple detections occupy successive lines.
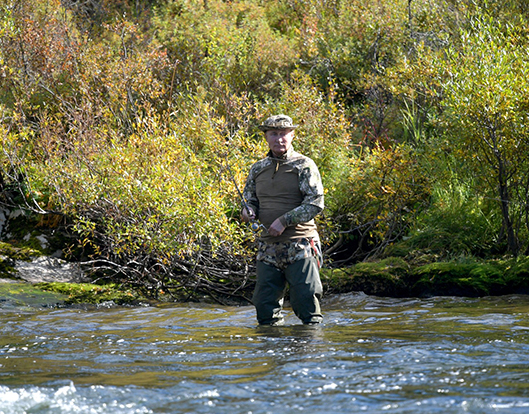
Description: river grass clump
xmin=35 ymin=282 xmax=148 ymax=305
xmin=0 ymin=283 xmax=69 ymax=308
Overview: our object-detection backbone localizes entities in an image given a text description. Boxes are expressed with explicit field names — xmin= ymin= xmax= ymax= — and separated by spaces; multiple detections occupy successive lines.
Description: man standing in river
xmin=241 ymin=114 xmax=325 ymax=326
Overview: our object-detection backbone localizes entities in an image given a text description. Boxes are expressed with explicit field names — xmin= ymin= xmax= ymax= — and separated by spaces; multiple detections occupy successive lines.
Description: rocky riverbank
xmin=0 ymin=242 xmax=154 ymax=307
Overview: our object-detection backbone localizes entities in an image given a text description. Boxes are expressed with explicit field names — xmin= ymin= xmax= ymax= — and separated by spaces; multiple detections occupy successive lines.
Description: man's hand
xmin=241 ymin=206 xmax=256 ymax=223
xmin=268 ymin=218 xmax=286 ymax=237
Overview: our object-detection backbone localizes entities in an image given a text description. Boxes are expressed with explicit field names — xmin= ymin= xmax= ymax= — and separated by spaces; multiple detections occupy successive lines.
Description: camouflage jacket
xmin=242 ymin=147 xmax=324 ymax=240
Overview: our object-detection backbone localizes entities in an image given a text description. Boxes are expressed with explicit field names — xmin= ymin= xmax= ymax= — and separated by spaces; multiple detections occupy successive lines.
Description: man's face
xmin=265 ymin=128 xmax=295 ymax=157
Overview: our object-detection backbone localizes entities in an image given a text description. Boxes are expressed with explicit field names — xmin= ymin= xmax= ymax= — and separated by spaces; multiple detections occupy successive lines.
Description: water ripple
xmin=2 ymin=294 xmax=529 ymax=413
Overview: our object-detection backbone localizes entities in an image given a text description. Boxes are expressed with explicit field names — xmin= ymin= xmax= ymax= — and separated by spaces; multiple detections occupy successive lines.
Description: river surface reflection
xmin=2 ymin=293 xmax=529 ymax=413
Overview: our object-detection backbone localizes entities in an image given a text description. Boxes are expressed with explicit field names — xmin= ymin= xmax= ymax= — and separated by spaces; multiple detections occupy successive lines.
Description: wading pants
xmin=253 ymin=257 xmax=323 ymax=325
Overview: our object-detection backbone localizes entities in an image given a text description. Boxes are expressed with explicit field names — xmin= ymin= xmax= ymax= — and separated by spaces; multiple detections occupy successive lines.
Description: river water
xmin=2 ymin=292 xmax=529 ymax=413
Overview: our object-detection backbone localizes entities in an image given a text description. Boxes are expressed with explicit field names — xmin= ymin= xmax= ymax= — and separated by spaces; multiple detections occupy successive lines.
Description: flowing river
xmin=2 ymin=292 xmax=529 ymax=413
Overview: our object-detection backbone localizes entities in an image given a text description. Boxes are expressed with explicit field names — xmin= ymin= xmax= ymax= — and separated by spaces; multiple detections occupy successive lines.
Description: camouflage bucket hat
xmin=258 ymin=114 xmax=298 ymax=131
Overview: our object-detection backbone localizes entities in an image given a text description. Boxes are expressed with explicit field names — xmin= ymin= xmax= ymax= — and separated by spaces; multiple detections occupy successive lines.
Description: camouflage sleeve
xmin=242 ymin=163 xmax=260 ymax=216
xmin=283 ymin=159 xmax=324 ymax=226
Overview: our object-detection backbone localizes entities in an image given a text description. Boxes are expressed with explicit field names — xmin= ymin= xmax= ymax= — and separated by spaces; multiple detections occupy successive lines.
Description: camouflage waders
xmin=252 ymin=239 xmax=323 ymax=325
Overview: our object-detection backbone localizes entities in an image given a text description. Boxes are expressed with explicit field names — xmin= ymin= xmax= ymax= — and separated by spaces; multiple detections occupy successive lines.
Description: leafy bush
xmin=402 ymin=178 xmax=499 ymax=258
xmin=2 ymin=0 xmax=529 ymax=301
xmin=327 ymin=143 xmax=432 ymax=263
xmin=152 ymin=0 xmax=299 ymax=98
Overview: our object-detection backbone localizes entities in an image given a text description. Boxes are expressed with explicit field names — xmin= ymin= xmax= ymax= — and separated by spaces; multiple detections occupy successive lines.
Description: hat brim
xmin=258 ymin=124 xmax=298 ymax=132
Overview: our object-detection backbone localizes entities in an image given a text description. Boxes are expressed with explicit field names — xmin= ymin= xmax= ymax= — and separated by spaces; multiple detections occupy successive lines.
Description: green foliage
xmin=44 ymin=110 xmax=249 ymax=259
xmin=152 ymin=0 xmax=298 ymax=98
xmin=401 ymin=178 xmax=499 ymax=258
xmin=3 ymin=0 xmax=529 ymax=299
xmin=431 ymin=16 xmax=529 ymax=255
xmin=385 ymin=7 xmax=529 ymax=257
xmin=303 ymin=0 xmax=408 ymax=97
xmin=504 ymin=256 xmax=529 ymax=291
xmin=328 ymin=143 xmax=432 ymax=262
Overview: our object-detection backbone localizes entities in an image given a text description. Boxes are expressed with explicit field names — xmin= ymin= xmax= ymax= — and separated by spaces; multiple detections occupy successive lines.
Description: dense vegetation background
xmin=1 ymin=0 xmax=529 ymax=300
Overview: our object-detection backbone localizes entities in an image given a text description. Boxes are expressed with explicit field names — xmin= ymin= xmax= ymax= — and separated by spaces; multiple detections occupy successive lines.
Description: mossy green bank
xmin=34 ymin=282 xmax=150 ymax=306
xmin=322 ymin=256 xmax=529 ymax=298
